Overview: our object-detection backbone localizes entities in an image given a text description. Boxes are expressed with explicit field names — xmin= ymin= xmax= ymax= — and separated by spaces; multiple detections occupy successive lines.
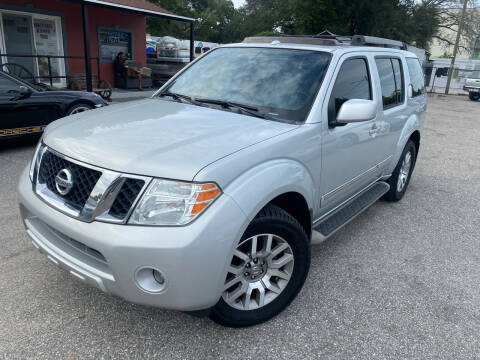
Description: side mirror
xmin=18 ymin=86 xmax=33 ymax=98
xmin=336 ymin=99 xmax=377 ymax=124
xmin=407 ymin=84 xmax=413 ymax=98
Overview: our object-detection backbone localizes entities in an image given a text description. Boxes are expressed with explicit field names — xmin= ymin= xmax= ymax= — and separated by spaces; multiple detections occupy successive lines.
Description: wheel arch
xmin=223 ymin=159 xmax=316 ymax=240
xmin=386 ymin=115 xmax=422 ymax=175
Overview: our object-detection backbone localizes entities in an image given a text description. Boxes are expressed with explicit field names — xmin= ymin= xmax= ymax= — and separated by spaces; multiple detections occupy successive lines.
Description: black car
xmin=0 ymin=70 xmax=105 ymax=139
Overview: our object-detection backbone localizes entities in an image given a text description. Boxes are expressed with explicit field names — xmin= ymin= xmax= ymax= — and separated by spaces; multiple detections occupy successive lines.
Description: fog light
xmin=135 ymin=267 xmax=167 ymax=293
xmin=153 ymin=269 xmax=165 ymax=284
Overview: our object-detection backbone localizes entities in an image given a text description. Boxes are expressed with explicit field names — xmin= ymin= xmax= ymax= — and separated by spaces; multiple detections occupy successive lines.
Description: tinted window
xmin=328 ymin=58 xmax=371 ymax=124
xmin=406 ymin=58 xmax=425 ymax=97
xmin=0 ymin=74 xmax=20 ymax=92
xmin=166 ymin=47 xmax=331 ymax=123
xmin=376 ymin=59 xmax=396 ymax=108
xmin=392 ymin=58 xmax=404 ymax=103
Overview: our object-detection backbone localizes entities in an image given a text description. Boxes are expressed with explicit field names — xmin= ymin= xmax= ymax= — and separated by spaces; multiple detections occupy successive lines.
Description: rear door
xmin=372 ymin=55 xmax=409 ymax=165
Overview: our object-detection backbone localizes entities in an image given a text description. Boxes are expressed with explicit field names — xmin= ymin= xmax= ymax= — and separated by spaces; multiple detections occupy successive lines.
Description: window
xmin=0 ymin=10 xmax=66 ymax=86
xmin=406 ymin=58 xmax=426 ymax=97
xmin=328 ymin=58 xmax=371 ymax=125
xmin=166 ymin=47 xmax=331 ymax=123
xmin=0 ymin=74 xmax=20 ymax=93
xmin=99 ymin=29 xmax=133 ymax=62
xmin=375 ymin=57 xmax=404 ymax=109
xmin=391 ymin=59 xmax=404 ymax=103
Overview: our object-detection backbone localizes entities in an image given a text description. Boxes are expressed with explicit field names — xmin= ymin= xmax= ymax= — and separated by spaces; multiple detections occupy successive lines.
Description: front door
xmin=319 ymin=54 xmax=389 ymax=211
xmin=2 ymin=13 xmax=36 ymax=77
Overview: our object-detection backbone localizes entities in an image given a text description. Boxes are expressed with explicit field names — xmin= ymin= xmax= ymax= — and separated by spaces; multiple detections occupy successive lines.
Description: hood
xmin=465 ymin=77 xmax=480 ymax=86
xmin=43 ymin=98 xmax=297 ymax=180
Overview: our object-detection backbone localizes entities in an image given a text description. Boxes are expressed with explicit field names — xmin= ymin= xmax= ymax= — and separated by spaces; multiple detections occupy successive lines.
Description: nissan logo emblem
xmin=55 ymin=168 xmax=74 ymax=196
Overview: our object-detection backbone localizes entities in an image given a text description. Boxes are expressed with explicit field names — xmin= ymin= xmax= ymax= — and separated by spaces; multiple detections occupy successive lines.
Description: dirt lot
xmin=0 ymin=95 xmax=479 ymax=359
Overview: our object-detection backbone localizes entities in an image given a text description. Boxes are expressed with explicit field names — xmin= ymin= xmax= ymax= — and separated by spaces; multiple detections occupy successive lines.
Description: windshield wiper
xmin=159 ymin=91 xmax=200 ymax=106
xmin=194 ymin=98 xmax=278 ymax=121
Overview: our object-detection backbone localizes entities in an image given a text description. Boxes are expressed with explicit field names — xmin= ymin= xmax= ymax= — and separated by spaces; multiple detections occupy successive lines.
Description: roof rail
xmin=351 ymin=35 xmax=407 ymax=50
xmin=242 ymin=33 xmax=409 ymax=51
xmin=242 ymin=35 xmax=342 ymax=46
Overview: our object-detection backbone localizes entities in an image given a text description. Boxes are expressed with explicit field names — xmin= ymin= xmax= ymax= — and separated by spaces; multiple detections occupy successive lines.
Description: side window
xmin=0 ymin=74 xmax=21 ymax=93
xmin=391 ymin=58 xmax=404 ymax=103
xmin=375 ymin=58 xmax=397 ymax=108
xmin=406 ymin=58 xmax=426 ymax=97
xmin=328 ymin=58 xmax=371 ymax=124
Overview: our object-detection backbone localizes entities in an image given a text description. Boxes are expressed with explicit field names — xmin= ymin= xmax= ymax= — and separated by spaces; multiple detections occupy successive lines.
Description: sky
xmin=232 ymin=0 xmax=246 ymax=8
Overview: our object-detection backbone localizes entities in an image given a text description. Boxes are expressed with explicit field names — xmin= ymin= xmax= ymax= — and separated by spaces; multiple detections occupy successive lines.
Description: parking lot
xmin=0 ymin=94 xmax=479 ymax=359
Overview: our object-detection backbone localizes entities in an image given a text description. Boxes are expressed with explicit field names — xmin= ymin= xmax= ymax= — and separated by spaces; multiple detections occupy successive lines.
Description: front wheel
xmin=210 ymin=204 xmax=310 ymax=327
xmin=67 ymin=103 xmax=93 ymax=115
xmin=468 ymin=92 xmax=480 ymax=101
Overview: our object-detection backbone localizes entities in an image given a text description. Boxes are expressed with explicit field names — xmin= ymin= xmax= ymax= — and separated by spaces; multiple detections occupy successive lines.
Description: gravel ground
xmin=0 ymin=95 xmax=479 ymax=359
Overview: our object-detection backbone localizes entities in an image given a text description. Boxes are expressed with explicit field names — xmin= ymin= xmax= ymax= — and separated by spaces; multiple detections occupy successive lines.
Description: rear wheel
xmin=383 ymin=140 xmax=417 ymax=202
xmin=67 ymin=103 xmax=93 ymax=115
xmin=468 ymin=92 xmax=480 ymax=101
xmin=210 ymin=204 xmax=310 ymax=327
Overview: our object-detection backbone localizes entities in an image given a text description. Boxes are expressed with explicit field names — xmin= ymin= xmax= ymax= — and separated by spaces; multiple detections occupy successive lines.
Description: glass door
xmin=33 ymin=17 xmax=65 ymax=85
xmin=2 ymin=13 xmax=36 ymax=78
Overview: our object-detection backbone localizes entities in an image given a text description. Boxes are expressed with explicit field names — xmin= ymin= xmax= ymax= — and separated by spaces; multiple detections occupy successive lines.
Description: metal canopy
xmin=83 ymin=0 xmax=194 ymax=22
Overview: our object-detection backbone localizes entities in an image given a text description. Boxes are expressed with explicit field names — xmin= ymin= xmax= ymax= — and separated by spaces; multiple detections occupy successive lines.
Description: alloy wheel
xmin=397 ymin=150 xmax=412 ymax=192
xmin=69 ymin=106 xmax=91 ymax=115
xmin=222 ymin=234 xmax=294 ymax=311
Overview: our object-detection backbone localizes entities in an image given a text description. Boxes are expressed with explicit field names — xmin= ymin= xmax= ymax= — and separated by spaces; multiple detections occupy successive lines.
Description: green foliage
xmin=146 ymin=0 xmax=461 ymax=50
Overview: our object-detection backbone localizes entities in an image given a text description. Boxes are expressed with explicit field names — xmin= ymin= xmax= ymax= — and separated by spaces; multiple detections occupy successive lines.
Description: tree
xmin=147 ymin=0 xmax=244 ymax=43
xmin=424 ymin=0 xmax=480 ymax=53
xmin=145 ymin=0 xmax=478 ymax=51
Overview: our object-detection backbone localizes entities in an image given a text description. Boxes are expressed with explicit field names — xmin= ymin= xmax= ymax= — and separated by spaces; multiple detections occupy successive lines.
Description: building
xmin=0 ymin=0 xmax=193 ymax=89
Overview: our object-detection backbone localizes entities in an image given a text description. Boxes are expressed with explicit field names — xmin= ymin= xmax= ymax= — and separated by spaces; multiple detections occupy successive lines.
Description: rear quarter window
xmin=406 ymin=58 xmax=425 ymax=97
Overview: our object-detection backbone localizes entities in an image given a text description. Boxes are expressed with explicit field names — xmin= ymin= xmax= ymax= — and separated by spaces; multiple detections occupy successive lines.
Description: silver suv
xmin=18 ymin=35 xmax=427 ymax=327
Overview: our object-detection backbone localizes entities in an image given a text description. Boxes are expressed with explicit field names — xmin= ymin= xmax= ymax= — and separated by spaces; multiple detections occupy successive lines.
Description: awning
xmin=75 ymin=0 xmax=194 ymax=91
xmin=83 ymin=0 xmax=194 ymax=22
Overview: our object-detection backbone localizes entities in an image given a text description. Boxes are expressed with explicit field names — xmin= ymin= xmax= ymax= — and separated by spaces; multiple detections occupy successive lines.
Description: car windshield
xmin=161 ymin=47 xmax=331 ymax=123
xmin=470 ymin=70 xmax=480 ymax=79
xmin=2 ymin=71 xmax=43 ymax=91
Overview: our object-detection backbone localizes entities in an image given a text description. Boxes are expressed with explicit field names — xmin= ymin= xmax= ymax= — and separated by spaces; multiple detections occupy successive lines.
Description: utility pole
xmin=445 ymin=0 xmax=469 ymax=94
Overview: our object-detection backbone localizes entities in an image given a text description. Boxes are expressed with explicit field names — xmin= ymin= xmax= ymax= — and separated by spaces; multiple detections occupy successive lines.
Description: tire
xmin=468 ymin=92 xmax=480 ymax=101
xmin=383 ymin=140 xmax=417 ymax=202
xmin=210 ymin=204 xmax=310 ymax=327
xmin=67 ymin=103 xmax=93 ymax=115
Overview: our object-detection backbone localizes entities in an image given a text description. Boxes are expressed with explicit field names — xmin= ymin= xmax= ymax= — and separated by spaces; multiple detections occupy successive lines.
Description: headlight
xmin=29 ymin=141 xmax=43 ymax=182
xmin=129 ymin=179 xmax=221 ymax=226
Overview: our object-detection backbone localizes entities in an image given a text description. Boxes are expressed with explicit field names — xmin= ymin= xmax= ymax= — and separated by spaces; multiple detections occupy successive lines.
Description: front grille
xmin=109 ymin=178 xmax=145 ymax=219
xmin=38 ymin=150 xmax=102 ymax=211
xmin=35 ymin=146 xmax=149 ymax=223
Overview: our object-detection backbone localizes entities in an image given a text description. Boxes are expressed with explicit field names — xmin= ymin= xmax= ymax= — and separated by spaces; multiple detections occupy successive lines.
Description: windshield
xmin=162 ymin=47 xmax=331 ymax=123
xmin=470 ymin=70 xmax=480 ymax=79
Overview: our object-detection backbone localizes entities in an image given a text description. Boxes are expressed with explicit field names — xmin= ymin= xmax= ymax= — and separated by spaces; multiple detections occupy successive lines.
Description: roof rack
xmin=242 ymin=35 xmax=343 ymax=46
xmin=242 ymin=32 xmax=408 ymax=50
xmin=351 ymin=35 xmax=407 ymax=50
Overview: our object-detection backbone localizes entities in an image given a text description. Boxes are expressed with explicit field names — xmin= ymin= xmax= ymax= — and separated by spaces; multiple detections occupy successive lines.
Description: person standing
xmin=114 ymin=52 xmax=143 ymax=91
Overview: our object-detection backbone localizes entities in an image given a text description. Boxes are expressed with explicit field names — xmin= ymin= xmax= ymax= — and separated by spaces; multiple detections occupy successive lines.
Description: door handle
xmin=369 ymin=123 xmax=378 ymax=137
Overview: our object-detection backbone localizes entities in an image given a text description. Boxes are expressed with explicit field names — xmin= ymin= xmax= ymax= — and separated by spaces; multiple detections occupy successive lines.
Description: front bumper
xmin=17 ymin=166 xmax=248 ymax=311
xmin=463 ymin=85 xmax=480 ymax=92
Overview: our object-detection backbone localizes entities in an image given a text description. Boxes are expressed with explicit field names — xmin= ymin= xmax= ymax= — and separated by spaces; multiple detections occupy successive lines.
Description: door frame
xmin=0 ymin=15 xmax=6 ymax=66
